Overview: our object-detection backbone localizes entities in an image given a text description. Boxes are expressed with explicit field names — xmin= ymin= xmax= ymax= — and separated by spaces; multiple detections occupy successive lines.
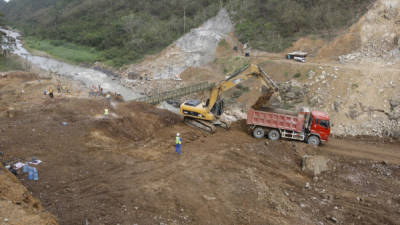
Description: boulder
xmin=389 ymin=106 xmax=400 ymax=120
xmin=302 ymin=155 xmax=331 ymax=176
xmin=7 ymin=107 xmax=15 ymax=118
xmin=127 ymin=71 xmax=141 ymax=80
xmin=389 ymin=96 xmax=400 ymax=110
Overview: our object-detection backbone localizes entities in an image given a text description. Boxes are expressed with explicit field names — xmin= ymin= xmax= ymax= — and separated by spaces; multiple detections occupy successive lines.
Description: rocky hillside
xmin=313 ymin=0 xmax=400 ymax=137
xmin=0 ymin=0 xmax=374 ymax=66
xmin=233 ymin=0 xmax=400 ymax=139
xmin=318 ymin=0 xmax=400 ymax=64
xmin=123 ymin=9 xmax=233 ymax=81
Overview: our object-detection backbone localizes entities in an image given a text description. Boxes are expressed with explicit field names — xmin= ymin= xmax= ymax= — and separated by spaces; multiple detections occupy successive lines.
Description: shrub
xmin=294 ymin=72 xmax=302 ymax=78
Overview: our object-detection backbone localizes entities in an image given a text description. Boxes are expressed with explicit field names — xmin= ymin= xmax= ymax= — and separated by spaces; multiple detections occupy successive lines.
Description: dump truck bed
xmin=247 ymin=108 xmax=304 ymax=132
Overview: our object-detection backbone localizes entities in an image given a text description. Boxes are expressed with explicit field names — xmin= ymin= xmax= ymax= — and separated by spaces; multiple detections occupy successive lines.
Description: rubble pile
xmin=307 ymin=69 xmax=339 ymax=108
xmin=339 ymin=39 xmax=400 ymax=65
xmin=278 ymin=80 xmax=308 ymax=105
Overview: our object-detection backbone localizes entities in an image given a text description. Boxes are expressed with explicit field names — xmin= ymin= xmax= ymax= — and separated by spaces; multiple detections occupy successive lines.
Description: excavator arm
xmin=206 ymin=64 xmax=279 ymax=111
xmin=180 ymin=64 xmax=279 ymax=133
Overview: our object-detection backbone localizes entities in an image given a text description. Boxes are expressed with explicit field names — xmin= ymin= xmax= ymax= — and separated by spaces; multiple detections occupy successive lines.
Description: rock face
xmin=302 ymin=155 xmax=331 ymax=176
xmin=389 ymin=95 xmax=400 ymax=121
xmin=124 ymin=9 xmax=233 ymax=80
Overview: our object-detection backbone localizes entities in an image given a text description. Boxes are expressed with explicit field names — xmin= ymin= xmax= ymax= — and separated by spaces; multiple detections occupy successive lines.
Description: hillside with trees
xmin=0 ymin=0 xmax=375 ymax=66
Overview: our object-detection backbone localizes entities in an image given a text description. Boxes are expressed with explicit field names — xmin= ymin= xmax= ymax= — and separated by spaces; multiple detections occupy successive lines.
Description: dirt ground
xmin=0 ymin=163 xmax=58 ymax=225
xmin=1 ymin=72 xmax=400 ymax=225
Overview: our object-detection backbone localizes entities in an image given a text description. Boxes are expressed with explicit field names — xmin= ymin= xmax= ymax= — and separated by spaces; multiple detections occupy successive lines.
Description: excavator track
xmin=184 ymin=117 xmax=216 ymax=133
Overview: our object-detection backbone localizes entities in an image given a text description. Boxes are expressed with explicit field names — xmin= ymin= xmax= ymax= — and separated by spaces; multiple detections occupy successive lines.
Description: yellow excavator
xmin=180 ymin=64 xmax=279 ymax=133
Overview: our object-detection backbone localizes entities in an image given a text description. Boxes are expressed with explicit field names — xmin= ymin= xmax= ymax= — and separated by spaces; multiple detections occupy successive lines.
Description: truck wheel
xmin=253 ymin=127 xmax=265 ymax=139
xmin=268 ymin=129 xmax=280 ymax=141
xmin=307 ymin=135 xmax=320 ymax=146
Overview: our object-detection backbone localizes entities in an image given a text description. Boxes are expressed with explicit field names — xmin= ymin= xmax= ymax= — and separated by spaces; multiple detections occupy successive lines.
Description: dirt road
xmin=322 ymin=138 xmax=400 ymax=164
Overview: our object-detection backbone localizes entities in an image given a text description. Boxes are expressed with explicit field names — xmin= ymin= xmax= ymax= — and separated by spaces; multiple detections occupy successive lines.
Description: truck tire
xmin=307 ymin=135 xmax=320 ymax=146
xmin=268 ymin=129 xmax=280 ymax=141
xmin=253 ymin=127 xmax=265 ymax=139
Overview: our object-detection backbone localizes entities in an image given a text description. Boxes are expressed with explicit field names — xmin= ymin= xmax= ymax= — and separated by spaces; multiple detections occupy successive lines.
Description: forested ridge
xmin=0 ymin=0 xmax=374 ymax=66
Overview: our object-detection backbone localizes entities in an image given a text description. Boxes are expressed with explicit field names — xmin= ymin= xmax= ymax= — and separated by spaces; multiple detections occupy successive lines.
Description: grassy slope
xmin=25 ymin=37 xmax=103 ymax=65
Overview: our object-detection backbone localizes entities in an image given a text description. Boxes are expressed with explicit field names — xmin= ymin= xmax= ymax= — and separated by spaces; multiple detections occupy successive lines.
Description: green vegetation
xmin=352 ymin=83 xmax=359 ymax=89
xmin=0 ymin=0 xmax=375 ymax=67
xmin=232 ymin=90 xmax=243 ymax=99
xmin=216 ymin=56 xmax=250 ymax=75
xmin=236 ymin=84 xmax=250 ymax=92
xmin=25 ymin=37 xmax=102 ymax=64
xmin=0 ymin=56 xmax=23 ymax=71
xmin=229 ymin=0 xmax=374 ymax=52
xmin=232 ymin=85 xmax=250 ymax=99
xmin=293 ymin=72 xmax=302 ymax=78
xmin=218 ymin=39 xmax=229 ymax=48
xmin=284 ymin=72 xmax=289 ymax=78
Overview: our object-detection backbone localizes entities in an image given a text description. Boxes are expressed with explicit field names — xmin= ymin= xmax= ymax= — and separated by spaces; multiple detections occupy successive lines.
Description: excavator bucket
xmin=252 ymin=88 xmax=275 ymax=110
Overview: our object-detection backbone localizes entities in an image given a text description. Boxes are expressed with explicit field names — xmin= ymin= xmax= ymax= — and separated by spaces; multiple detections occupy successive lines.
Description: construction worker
xmin=98 ymin=84 xmax=103 ymax=96
xmin=176 ymin=133 xmax=182 ymax=155
xmin=106 ymin=93 xmax=111 ymax=102
xmin=49 ymin=88 xmax=54 ymax=98
xmin=57 ymin=82 xmax=61 ymax=93
xmin=104 ymin=108 xmax=109 ymax=119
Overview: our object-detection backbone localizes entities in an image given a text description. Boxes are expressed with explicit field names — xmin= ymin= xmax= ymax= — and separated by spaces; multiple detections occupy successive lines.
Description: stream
xmin=1 ymin=28 xmax=141 ymax=100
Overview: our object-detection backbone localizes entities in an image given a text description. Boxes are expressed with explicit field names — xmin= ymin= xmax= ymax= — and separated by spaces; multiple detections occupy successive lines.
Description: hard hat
xmin=176 ymin=133 xmax=180 ymax=136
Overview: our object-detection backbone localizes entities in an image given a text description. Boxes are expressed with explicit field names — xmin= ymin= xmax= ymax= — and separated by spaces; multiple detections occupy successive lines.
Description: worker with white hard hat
xmin=176 ymin=133 xmax=182 ymax=155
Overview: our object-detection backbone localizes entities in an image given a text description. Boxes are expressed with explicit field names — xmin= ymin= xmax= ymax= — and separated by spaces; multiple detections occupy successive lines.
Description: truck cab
xmin=307 ymin=111 xmax=331 ymax=144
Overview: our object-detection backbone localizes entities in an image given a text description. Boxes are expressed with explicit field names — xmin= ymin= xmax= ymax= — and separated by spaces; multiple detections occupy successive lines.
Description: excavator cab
xmin=210 ymin=99 xmax=224 ymax=116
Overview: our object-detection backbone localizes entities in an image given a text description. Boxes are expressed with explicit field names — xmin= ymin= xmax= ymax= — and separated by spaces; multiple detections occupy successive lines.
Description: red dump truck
xmin=247 ymin=107 xmax=330 ymax=145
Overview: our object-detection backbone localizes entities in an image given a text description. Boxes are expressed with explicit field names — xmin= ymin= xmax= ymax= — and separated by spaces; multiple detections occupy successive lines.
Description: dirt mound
xmin=0 ymin=164 xmax=58 ymax=225
xmin=286 ymin=37 xmax=327 ymax=57
xmin=89 ymin=102 xmax=181 ymax=143
xmin=317 ymin=24 xmax=362 ymax=60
